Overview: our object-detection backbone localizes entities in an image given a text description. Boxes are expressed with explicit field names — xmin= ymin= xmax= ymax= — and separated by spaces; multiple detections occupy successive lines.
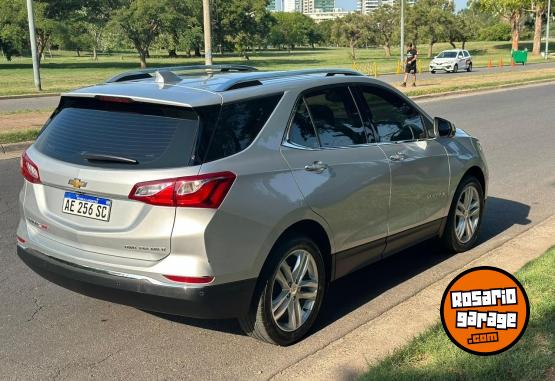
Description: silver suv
xmin=17 ymin=65 xmax=488 ymax=345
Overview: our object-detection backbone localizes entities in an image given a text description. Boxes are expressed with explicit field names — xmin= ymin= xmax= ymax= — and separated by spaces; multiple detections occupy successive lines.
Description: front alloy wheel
xmin=454 ymin=185 xmax=481 ymax=244
xmin=239 ymin=236 xmax=326 ymax=345
xmin=441 ymin=176 xmax=484 ymax=252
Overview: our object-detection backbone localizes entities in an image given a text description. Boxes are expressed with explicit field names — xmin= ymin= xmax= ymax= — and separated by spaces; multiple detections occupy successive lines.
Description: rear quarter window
xmin=203 ymin=93 xmax=282 ymax=163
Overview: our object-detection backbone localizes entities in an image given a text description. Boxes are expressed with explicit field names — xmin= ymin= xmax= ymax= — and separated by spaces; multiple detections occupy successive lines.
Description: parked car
xmin=17 ymin=66 xmax=488 ymax=345
xmin=430 ymin=49 xmax=473 ymax=73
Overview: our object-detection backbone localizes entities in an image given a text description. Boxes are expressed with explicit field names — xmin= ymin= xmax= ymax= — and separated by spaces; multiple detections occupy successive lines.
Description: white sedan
xmin=430 ymin=49 xmax=472 ymax=73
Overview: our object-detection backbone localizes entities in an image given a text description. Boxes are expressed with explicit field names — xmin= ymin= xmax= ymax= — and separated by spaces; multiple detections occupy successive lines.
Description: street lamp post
xmin=25 ymin=0 xmax=41 ymax=91
xmin=546 ymin=0 xmax=552 ymax=59
xmin=400 ymin=0 xmax=405 ymax=65
xmin=203 ymin=0 xmax=213 ymax=65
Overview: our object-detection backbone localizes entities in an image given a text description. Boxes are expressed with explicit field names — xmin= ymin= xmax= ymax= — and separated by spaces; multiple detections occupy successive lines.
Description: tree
xmin=408 ymin=0 xmax=453 ymax=57
xmin=370 ymin=4 xmax=399 ymax=57
xmin=111 ymin=0 xmax=167 ymax=68
xmin=159 ymin=0 xmax=203 ymax=58
xmin=531 ymin=1 xmax=547 ymax=55
xmin=479 ymin=0 xmax=529 ymax=50
xmin=0 ymin=0 xmax=28 ymax=60
xmin=331 ymin=14 xmax=371 ymax=60
xmin=269 ymin=12 xmax=317 ymax=51
xmin=212 ymin=0 xmax=273 ymax=57
xmin=79 ymin=0 xmax=123 ymax=60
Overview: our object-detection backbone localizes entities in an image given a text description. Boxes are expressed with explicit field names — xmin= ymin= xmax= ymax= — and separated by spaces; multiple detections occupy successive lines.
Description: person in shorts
xmin=401 ymin=43 xmax=417 ymax=87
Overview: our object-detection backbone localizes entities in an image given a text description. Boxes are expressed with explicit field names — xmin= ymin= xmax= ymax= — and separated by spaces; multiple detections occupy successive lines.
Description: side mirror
xmin=434 ymin=117 xmax=456 ymax=138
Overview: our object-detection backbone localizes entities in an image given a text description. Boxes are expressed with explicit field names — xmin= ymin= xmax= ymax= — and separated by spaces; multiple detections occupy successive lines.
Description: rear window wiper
xmin=81 ymin=152 xmax=139 ymax=164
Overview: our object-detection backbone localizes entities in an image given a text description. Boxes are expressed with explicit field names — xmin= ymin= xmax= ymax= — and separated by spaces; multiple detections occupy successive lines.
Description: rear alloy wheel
xmin=431 ymin=70 xmax=436 ymax=74
xmin=467 ymin=63 xmax=472 ymax=72
xmin=441 ymin=176 xmax=484 ymax=252
xmin=238 ymin=237 xmax=326 ymax=345
xmin=453 ymin=64 xmax=458 ymax=73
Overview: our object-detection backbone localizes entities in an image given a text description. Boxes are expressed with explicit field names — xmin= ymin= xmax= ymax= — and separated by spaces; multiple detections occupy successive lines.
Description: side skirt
xmin=332 ymin=218 xmax=446 ymax=281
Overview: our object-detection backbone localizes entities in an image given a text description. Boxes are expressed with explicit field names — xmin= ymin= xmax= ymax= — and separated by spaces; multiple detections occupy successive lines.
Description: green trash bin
xmin=512 ymin=50 xmax=528 ymax=65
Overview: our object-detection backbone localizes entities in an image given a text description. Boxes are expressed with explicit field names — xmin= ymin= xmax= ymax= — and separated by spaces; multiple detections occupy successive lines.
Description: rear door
xmin=281 ymin=85 xmax=390 ymax=264
xmin=24 ymin=96 xmax=203 ymax=261
xmin=355 ymin=85 xmax=450 ymax=245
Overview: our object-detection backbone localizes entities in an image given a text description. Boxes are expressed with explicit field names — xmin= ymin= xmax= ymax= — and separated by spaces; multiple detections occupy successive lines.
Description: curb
xmin=0 ymin=93 xmax=60 ymax=100
xmin=410 ymin=78 xmax=555 ymax=101
xmin=272 ymin=214 xmax=555 ymax=381
xmin=0 ymin=141 xmax=33 ymax=156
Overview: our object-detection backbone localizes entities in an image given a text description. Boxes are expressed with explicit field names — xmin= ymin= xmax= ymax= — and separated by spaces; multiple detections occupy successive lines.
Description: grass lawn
xmin=0 ymin=41 xmax=551 ymax=96
xmin=361 ymin=247 xmax=555 ymax=381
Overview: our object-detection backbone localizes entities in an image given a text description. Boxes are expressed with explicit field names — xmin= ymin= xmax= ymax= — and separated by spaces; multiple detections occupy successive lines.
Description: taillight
xmin=20 ymin=151 xmax=41 ymax=184
xmin=163 ymin=275 xmax=215 ymax=284
xmin=129 ymin=172 xmax=236 ymax=208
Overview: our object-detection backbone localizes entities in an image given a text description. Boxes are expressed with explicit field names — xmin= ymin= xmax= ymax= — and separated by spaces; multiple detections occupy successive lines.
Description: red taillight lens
xmin=128 ymin=172 xmax=236 ymax=208
xmin=16 ymin=236 xmax=27 ymax=244
xmin=163 ymin=275 xmax=215 ymax=284
xmin=20 ymin=151 xmax=41 ymax=184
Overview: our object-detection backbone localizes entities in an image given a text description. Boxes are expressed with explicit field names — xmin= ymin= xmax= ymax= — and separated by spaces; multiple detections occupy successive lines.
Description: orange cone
xmin=487 ymin=57 xmax=493 ymax=68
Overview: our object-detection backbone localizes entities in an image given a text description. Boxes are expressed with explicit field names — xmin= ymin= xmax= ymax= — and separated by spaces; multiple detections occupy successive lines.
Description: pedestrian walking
xmin=401 ymin=43 xmax=418 ymax=87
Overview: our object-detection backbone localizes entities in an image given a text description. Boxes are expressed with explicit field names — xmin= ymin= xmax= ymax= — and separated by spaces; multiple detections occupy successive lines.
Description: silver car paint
xmin=17 ymin=73 xmax=488 ymax=290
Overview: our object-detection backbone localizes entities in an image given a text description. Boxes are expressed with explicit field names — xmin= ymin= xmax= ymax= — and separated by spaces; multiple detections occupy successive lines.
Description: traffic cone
xmin=511 ymin=58 xmax=515 ymax=67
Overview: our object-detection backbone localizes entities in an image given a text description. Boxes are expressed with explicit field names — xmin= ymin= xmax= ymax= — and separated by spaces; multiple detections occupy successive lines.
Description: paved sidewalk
xmin=272 ymin=215 xmax=555 ymax=381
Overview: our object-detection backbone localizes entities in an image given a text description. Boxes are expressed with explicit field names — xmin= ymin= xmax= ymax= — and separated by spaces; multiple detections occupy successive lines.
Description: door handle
xmin=389 ymin=153 xmax=407 ymax=162
xmin=304 ymin=161 xmax=328 ymax=173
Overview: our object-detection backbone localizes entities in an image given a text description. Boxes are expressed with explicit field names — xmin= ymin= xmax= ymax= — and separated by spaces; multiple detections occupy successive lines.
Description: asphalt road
xmin=1 ymin=61 xmax=554 ymax=112
xmin=1 ymin=83 xmax=554 ymax=380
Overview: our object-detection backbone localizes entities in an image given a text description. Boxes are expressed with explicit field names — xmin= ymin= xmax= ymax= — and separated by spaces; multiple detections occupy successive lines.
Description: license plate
xmin=62 ymin=192 xmax=112 ymax=222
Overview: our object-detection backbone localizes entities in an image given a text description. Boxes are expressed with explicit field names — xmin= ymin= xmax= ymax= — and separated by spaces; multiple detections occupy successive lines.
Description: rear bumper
xmin=17 ymin=245 xmax=256 ymax=319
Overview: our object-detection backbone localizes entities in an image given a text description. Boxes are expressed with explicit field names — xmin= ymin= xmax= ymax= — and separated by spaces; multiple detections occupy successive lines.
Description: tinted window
xmin=359 ymin=87 xmax=426 ymax=142
xmin=304 ymin=87 xmax=366 ymax=148
xmin=464 ymin=51 xmax=470 ymax=57
xmin=289 ymin=100 xmax=319 ymax=148
xmin=204 ymin=94 xmax=282 ymax=162
xmin=34 ymin=97 xmax=199 ymax=169
xmin=438 ymin=51 xmax=457 ymax=58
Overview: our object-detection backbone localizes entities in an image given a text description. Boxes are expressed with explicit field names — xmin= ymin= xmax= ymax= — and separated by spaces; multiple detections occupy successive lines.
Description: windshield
xmin=437 ymin=51 xmax=458 ymax=58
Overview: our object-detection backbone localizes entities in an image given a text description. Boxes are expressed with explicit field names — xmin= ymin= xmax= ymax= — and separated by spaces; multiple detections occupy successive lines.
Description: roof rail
xmin=215 ymin=69 xmax=363 ymax=91
xmin=106 ymin=64 xmax=258 ymax=83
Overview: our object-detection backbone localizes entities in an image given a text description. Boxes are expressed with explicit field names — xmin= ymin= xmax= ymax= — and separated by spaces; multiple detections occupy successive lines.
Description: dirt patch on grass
xmin=0 ymin=111 xmax=50 ymax=133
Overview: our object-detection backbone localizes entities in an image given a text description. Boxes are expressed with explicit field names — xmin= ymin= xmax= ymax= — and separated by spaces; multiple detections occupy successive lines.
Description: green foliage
xmin=331 ymin=13 xmax=372 ymax=60
xmin=368 ymin=4 xmax=399 ymax=56
xmin=111 ymin=0 xmax=168 ymax=67
xmin=478 ymin=23 xmax=512 ymax=41
xmin=269 ymin=12 xmax=319 ymax=51
xmin=0 ymin=0 xmax=28 ymax=60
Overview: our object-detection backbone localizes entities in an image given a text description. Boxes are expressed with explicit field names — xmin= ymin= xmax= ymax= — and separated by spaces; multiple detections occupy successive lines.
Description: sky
xmin=335 ymin=0 xmax=467 ymax=11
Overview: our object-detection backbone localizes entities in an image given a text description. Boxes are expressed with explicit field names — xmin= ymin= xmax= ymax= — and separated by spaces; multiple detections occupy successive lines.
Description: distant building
xmin=267 ymin=0 xmax=277 ymax=11
xmin=283 ymin=0 xmax=302 ymax=12
xmin=358 ymin=0 xmax=415 ymax=14
xmin=302 ymin=0 xmax=335 ymax=13
xmin=305 ymin=8 xmax=352 ymax=22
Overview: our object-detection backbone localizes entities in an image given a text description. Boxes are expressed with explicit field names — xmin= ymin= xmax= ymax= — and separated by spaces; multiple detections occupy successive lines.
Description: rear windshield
xmin=34 ymin=97 xmax=199 ymax=169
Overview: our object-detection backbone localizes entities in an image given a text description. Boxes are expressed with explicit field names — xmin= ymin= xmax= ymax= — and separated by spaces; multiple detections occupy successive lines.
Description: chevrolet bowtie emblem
xmin=68 ymin=178 xmax=87 ymax=189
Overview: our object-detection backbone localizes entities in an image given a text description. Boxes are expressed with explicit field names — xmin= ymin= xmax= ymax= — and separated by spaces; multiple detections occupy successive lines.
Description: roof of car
xmin=63 ymin=67 xmax=389 ymax=108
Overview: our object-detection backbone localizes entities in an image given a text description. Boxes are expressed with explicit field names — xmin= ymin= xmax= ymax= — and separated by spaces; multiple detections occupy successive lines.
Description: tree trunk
xmin=462 ymin=40 xmax=466 ymax=50
xmin=93 ymin=46 xmax=97 ymax=61
xmin=76 ymin=49 xmax=80 ymax=57
xmin=194 ymin=46 xmax=201 ymax=57
xmin=351 ymin=42 xmax=356 ymax=60
xmin=511 ymin=12 xmax=521 ymax=51
xmin=139 ymin=50 xmax=147 ymax=68
xmin=449 ymin=40 xmax=456 ymax=49
xmin=168 ymin=49 xmax=177 ymax=58
xmin=383 ymin=44 xmax=391 ymax=57
xmin=428 ymin=42 xmax=434 ymax=58
xmin=532 ymin=7 xmax=544 ymax=55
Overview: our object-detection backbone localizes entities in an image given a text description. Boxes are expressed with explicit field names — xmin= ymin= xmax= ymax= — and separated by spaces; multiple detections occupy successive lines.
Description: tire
xmin=431 ymin=70 xmax=436 ymax=74
xmin=467 ymin=63 xmax=472 ymax=72
xmin=453 ymin=64 xmax=458 ymax=73
xmin=238 ymin=236 xmax=326 ymax=345
xmin=440 ymin=176 xmax=484 ymax=253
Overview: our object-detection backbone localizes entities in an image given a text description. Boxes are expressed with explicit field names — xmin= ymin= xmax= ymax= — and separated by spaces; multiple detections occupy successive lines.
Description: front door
xmin=355 ymin=85 xmax=450 ymax=251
